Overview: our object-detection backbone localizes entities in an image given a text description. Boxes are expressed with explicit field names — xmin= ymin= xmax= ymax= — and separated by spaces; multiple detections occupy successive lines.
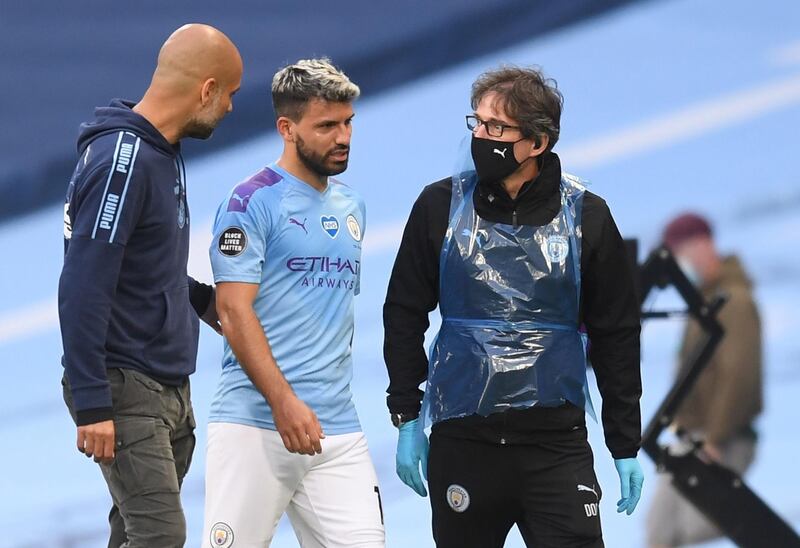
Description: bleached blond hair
xmin=271 ymin=57 xmax=360 ymax=120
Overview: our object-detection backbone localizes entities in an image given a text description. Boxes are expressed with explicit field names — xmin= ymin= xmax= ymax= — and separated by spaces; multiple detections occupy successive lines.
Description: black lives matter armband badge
xmin=218 ymin=227 xmax=247 ymax=257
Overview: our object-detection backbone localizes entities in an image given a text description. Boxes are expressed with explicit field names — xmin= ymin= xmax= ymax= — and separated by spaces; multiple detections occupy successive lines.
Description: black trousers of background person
xmin=428 ymin=426 xmax=604 ymax=548
xmin=62 ymin=367 xmax=195 ymax=548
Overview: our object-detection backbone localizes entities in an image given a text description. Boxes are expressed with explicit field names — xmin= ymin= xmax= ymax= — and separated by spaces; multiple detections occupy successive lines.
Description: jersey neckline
xmin=269 ymin=162 xmax=333 ymax=198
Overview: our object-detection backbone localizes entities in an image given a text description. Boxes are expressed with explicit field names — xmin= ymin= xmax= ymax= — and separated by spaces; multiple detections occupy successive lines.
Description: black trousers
xmin=428 ymin=427 xmax=604 ymax=548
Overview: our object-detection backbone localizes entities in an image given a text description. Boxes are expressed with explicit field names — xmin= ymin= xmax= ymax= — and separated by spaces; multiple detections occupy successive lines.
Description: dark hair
xmin=271 ymin=58 xmax=360 ymax=121
xmin=471 ymin=66 xmax=563 ymax=151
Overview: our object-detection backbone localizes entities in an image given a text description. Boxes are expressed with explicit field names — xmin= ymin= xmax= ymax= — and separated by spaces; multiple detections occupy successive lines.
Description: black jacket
xmin=383 ymin=152 xmax=642 ymax=458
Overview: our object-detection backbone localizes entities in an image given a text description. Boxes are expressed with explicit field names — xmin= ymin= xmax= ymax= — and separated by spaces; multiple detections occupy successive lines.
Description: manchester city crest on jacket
xmin=175 ymin=180 xmax=186 ymax=228
xmin=546 ymin=234 xmax=568 ymax=263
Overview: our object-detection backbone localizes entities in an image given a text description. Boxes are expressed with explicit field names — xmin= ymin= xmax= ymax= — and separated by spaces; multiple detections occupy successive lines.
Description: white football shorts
xmin=202 ymin=422 xmax=386 ymax=547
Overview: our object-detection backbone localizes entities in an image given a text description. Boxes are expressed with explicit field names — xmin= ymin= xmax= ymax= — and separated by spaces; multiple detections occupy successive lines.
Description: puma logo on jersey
xmin=493 ymin=148 xmax=507 ymax=158
xmin=289 ymin=217 xmax=308 ymax=234
xmin=231 ymin=193 xmax=246 ymax=207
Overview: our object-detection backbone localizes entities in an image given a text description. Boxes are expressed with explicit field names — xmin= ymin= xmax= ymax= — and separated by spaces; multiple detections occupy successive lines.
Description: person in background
xmin=647 ymin=212 xmax=763 ymax=547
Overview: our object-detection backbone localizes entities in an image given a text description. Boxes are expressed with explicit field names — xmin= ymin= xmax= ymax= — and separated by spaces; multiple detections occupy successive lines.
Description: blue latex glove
xmin=396 ymin=419 xmax=429 ymax=497
xmin=614 ymin=457 xmax=644 ymax=515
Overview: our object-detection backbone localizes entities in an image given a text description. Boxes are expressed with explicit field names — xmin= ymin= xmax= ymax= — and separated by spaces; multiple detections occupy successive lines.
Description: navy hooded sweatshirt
xmin=59 ymin=99 xmax=212 ymax=426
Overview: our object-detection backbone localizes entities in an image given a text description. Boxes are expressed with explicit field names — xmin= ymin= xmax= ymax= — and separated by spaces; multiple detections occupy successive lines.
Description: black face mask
xmin=471 ymin=136 xmax=524 ymax=184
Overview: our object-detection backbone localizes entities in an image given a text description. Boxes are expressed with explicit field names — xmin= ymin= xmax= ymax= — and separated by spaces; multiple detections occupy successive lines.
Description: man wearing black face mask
xmin=383 ymin=66 xmax=644 ymax=547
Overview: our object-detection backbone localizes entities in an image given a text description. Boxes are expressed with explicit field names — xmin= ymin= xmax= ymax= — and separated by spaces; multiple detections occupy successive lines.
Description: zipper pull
xmin=512 ymin=209 xmax=518 ymax=227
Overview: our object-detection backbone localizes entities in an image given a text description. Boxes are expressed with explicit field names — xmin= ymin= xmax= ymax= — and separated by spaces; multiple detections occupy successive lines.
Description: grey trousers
xmin=646 ymin=434 xmax=756 ymax=547
xmin=63 ymin=367 xmax=196 ymax=548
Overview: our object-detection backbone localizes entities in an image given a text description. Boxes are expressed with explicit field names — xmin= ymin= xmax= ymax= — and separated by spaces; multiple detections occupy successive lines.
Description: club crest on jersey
xmin=210 ymin=522 xmax=234 ymax=547
xmin=346 ymin=214 xmax=362 ymax=242
xmin=546 ymin=235 xmax=569 ymax=263
xmin=446 ymin=484 xmax=470 ymax=513
xmin=321 ymin=215 xmax=339 ymax=238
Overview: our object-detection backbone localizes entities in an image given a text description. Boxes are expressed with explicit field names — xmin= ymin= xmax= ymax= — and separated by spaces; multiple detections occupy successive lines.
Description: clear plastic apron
xmin=421 ymin=169 xmax=596 ymax=429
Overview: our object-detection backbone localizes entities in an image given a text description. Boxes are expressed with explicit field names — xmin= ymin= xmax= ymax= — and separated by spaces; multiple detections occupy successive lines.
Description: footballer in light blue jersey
xmin=208 ymin=162 xmax=365 ymax=435
xmin=203 ymin=58 xmax=384 ymax=546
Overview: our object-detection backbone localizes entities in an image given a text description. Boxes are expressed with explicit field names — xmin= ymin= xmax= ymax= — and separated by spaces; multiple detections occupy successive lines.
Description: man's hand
xmin=201 ymin=287 xmax=223 ymax=334
xmin=77 ymin=420 xmax=116 ymax=464
xmin=614 ymin=457 xmax=644 ymax=515
xmin=216 ymin=281 xmax=322 ymax=455
xmin=272 ymin=392 xmax=325 ymax=456
xmin=396 ymin=419 xmax=429 ymax=497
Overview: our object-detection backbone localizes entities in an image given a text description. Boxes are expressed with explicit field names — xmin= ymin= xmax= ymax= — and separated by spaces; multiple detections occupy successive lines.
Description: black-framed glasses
xmin=465 ymin=115 xmax=521 ymax=138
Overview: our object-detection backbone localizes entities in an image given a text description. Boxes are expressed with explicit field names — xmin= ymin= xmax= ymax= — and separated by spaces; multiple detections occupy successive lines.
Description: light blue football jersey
xmin=208 ymin=163 xmax=365 ymax=434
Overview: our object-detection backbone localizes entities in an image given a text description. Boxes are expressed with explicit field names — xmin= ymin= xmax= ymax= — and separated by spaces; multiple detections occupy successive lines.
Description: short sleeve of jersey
xmin=210 ymin=193 xmax=272 ymax=284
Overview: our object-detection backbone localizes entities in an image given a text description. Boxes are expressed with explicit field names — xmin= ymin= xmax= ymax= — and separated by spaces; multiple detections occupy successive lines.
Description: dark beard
xmin=183 ymin=118 xmax=215 ymax=140
xmin=296 ymin=134 xmax=348 ymax=177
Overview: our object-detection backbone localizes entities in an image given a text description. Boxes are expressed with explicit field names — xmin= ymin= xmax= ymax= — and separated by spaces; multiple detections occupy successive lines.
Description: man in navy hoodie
xmin=58 ymin=24 xmax=242 ymax=547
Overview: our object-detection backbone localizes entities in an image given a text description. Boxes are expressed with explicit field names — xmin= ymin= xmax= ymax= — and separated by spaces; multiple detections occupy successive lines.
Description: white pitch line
xmin=0 ymin=219 xmax=408 ymax=344
xmin=3 ymin=73 xmax=800 ymax=346
xmin=559 ymin=72 xmax=800 ymax=170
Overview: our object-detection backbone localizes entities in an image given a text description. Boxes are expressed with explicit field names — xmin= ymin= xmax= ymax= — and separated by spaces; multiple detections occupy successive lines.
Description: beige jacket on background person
xmin=673 ymin=255 xmax=763 ymax=444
